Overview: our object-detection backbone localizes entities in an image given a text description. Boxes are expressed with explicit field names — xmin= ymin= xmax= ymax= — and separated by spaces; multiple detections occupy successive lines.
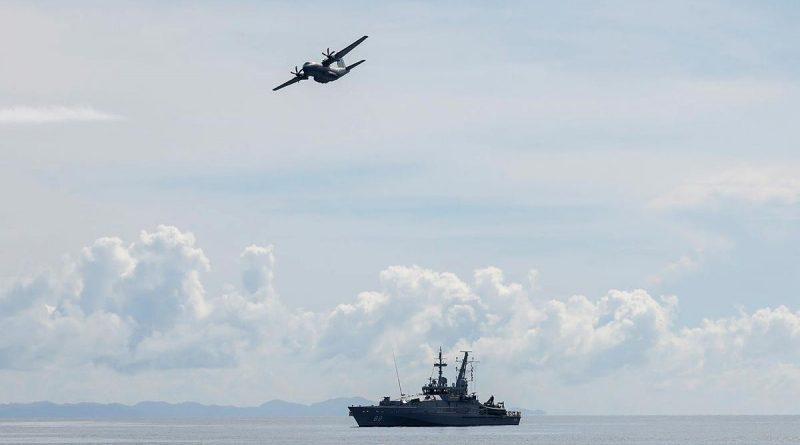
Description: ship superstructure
xmin=348 ymin=348 xmax=521 ymax=427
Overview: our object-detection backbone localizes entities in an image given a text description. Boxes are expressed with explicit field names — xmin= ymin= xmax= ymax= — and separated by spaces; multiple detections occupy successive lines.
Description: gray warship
xmin=348 ymin=348 xmax=521 ymax=427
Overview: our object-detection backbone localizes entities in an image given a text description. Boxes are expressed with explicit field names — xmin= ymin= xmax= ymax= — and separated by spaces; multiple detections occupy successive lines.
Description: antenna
xmin=392 ymin=346 xmax=404 ymax=397
xmin=469 ymin=357 xmax=480 ymax=395
xmin=468 ymin=357 xmax=480 ymax=382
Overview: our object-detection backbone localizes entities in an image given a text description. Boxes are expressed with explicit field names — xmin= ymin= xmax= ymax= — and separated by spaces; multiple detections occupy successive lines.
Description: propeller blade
xmin=322 ymin=47 xmax=337 ymax=60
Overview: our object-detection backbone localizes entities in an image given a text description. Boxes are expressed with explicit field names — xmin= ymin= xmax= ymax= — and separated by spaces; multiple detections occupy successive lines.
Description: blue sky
xmin=1 ymin=1 xmax=800 ymax=413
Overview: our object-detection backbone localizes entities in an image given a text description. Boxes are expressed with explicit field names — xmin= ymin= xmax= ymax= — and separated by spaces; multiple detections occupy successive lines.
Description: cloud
xmin=240 ymin=245 xmax=275 ymax=295
xmin=675 ymin=306 xmax=800 ymax=369
xmin=1 ymin=225 xmax=800 ymax=411
xmin=646 ymin=250 xmax=703 ymax=286
xmin=0 ymin=226 xmax=217 ymax=371
xmin=0 ymin=106 xmax=123 ymax=124
xmin=650 ymin=167 xmax=800 ymax=210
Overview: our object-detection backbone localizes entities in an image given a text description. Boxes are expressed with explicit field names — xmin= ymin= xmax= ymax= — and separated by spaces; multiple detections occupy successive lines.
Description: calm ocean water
xmin=1 ymin=416 xmax=799 ymax=444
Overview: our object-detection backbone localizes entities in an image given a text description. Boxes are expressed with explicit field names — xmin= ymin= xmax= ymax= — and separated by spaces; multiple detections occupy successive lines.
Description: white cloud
xmin=646 ymin=251 xmax=702 ymax=286
xmin=0 ymin=226 xmax=216 ymax=371
xmin=650 ymin=167 xmax=800 ymax=210
xmin=2 ymin=225 xmax=800 ymax=412
xmin=0 ymin=106 xmax=123 ymax=124
xmin=240 ymin=245 xmax=275 ymax=295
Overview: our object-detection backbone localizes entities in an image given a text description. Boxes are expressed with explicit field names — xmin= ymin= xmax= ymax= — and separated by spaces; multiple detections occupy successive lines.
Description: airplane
xmin=272 ymin=35 xmax=368 ymax=92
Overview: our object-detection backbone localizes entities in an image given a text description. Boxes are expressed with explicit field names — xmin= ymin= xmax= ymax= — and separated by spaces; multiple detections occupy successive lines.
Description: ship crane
xmin=454 ymin=350 xmax=471 ymax=395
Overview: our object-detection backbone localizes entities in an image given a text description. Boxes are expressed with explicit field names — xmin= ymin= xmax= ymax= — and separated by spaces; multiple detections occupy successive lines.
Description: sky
xmin=1 ymin=1 xmax=800 ymax=414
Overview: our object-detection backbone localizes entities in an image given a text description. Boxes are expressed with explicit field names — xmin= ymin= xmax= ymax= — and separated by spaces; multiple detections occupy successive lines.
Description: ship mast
xmin=433 ymin=347 xmax=447 ymax=385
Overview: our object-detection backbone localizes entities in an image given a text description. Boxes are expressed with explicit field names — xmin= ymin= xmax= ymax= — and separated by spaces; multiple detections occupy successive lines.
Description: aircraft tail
xmin=346 ymin=59 xmax=366 ymax=72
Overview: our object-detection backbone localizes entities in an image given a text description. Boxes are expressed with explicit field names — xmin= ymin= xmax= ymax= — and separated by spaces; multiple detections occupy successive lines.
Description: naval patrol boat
xmin=348 ymin=348 xmax=521 ymax=427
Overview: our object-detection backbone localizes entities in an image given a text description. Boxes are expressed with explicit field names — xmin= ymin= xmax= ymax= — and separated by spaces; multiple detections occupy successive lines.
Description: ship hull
xmin=348 ymin=406 xmax=521 ymax=427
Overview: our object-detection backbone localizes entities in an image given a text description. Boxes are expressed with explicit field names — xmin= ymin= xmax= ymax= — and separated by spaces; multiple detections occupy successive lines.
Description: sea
xmin=1 ymin=416 xmax=799 ymax=444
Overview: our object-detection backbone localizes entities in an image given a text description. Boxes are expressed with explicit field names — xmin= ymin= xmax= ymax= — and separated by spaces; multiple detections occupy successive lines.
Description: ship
xmin=348 ymin=348 xmax=521 ymax=427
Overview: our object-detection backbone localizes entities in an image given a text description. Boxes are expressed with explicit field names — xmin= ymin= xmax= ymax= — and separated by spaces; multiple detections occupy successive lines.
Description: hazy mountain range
xmin=0 ymin=398 xmax=545 ymax=418
xmin=0 ymin=398 xmax=372 ymax=418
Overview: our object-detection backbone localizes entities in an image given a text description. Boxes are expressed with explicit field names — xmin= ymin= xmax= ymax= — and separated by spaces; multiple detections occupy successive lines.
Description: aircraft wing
xmin=322 ymin=35 xmax=368 ymax=66
xmin=272 ymin=76 xmax=303 ymax=91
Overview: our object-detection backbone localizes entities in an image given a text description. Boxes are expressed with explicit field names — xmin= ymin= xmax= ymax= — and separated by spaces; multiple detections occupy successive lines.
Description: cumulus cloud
xmin=1 ymin=225 xmax=800 ymax=411
xmin=240 ymin=245 xmax=275 ymax=295
xmin=0 ymin=105 xmax=123 ymax=124
xmin=650 ymin=167 xmax=800 ymax=210
xmin=0 ymin=226 xmax=218 ymax=371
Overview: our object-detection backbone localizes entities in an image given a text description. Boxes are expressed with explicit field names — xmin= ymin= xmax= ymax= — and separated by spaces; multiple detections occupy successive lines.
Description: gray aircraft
xmin=272 ymin=36 xmax=368 ymax=91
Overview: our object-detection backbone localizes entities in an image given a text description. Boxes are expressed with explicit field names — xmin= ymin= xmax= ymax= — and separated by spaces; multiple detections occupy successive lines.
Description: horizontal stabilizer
xmin=346 ymin=59 xmax=366 ymax=71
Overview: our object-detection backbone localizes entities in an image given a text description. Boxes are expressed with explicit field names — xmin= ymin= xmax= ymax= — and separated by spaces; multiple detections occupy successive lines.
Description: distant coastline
xmin=0 ymin=398 xmax=546 ymax=418
xmin=0 ymin=398 xmax=371 ymax=418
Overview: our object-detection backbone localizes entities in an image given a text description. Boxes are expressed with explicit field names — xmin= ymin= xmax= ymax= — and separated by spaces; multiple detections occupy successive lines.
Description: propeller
xmin=322 ymin=47 xmax=337 ymax=61
xmin=290 ymin=66 xmax=304 ymax=78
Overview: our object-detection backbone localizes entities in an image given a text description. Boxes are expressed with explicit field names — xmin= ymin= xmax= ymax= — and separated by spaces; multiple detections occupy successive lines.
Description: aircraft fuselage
xmin=301 ymin=62 xmax=347 ymax=83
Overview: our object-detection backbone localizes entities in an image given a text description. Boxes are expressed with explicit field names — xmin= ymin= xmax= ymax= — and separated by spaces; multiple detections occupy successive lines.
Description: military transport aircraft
xmin=272 ymin=35 xmax=368 ymax=91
